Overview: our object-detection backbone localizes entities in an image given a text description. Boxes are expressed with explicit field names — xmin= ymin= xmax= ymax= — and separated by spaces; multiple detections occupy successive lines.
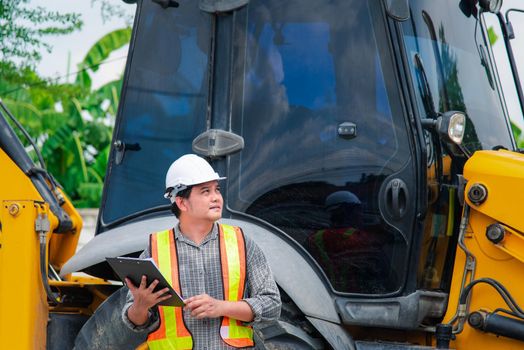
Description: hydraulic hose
xmin=39 ymin=230 xmax=61 ymax=304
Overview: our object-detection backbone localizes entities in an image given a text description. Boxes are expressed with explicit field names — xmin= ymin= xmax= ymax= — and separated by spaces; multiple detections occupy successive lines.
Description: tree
xmin=0 ymin=0 xmax=82 ymax=70
xmin=1 ymin=26 xmax=132 ymax=207
xmin=0 ymin=0 xmax=134 ymax=207
xmin=511 ymin=122 xmax=524 ymax=149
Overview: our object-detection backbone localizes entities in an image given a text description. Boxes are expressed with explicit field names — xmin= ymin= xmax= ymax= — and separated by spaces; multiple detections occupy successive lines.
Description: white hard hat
xmin=325 ymin=191 xmax=361 ymax=210
xmin=164 ymin=154 xmax=225 ymax=202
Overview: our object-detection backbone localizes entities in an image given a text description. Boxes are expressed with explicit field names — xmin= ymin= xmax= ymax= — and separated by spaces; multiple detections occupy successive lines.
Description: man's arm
xmin=126 ymin=276 xmax=172 ymax=325
xmin=241 ymin=237 xmax=281 ymax=323
xmin=121 ymin=248 xmax=162 ymax=332
xmin=183 ymin=235 xmax=280 ymax=323
xmin=184 ymin=295 xmax=254 ymax=322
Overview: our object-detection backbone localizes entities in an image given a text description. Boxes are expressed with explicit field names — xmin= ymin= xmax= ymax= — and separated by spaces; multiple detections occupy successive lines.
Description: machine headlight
xmin=447 ymin=112 xmax=466 ymax=145
xmin=421 ymin=111 xmax=467 ymax=146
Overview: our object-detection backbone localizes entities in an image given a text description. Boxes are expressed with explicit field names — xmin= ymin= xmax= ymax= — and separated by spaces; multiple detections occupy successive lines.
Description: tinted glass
xmin=402 ymin=1 xmax=513 ymax=153
xmin=402 ymin=1 xmax=514 ymax=292
xmin=101 ymin=0 xmax=211 ymax=225
xmin=228 ymin=0 xmax=412 ymax=294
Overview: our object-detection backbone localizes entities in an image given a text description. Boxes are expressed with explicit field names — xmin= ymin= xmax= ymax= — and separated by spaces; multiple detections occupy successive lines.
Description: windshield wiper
xmin=421 ymin=10 xmax=450 ymax=111
xmin=497 ymin=9 xmax=524 ymax=117
xmin=414 ymin=53 xmax=438 ymax=119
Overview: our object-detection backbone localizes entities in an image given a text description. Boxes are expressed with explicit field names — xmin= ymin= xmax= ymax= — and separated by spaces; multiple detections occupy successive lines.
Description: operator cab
xmin=85 ymin=0 xmax=515 ymax=330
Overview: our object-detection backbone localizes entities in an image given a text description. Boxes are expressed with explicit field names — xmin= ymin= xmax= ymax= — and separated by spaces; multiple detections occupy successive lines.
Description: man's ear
xmin=175 ymin=196 xmax=188 ymax=212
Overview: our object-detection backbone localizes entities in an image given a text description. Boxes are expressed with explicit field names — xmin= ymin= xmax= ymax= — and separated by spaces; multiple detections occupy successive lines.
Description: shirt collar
xmin=174 ymin=222 xmax=219 ymax=246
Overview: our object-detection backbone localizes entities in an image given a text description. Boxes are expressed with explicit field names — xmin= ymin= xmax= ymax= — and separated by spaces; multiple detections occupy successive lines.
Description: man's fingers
xmin=193 ymin=306 xmax=210 ymax=319
xmin=139 ymin=275 xmax=147 ymax=288
xmin=191 ymin=306 xmax=204 ymax=318
xmin=189 ymin=302 xmax=211 ymax=317
xmin=125 ymin=278 xmax=136 ymax=290
xmin=158 ymin=293 xmax=172 ymax=302
xmin=154 ymin=287 xmax=170 ymax=297
xmin=147 ymin=279 xmax=159 ymax=291
xmin=185 ymin=294 xmax=207 ymax=304
xmin=185 ymin=298 xmax=204 ymax=311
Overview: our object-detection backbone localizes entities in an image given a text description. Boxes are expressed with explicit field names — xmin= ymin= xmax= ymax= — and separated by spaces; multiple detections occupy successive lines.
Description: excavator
xmin=2 ymin=0 xmax=524 ymax=349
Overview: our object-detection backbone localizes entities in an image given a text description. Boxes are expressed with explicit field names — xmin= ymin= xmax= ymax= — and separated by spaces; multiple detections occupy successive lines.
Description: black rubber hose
xmin=39 ymin=233 xmax=61 ymax=304
xmin=460 ymin=278 xmax=524 ymax=317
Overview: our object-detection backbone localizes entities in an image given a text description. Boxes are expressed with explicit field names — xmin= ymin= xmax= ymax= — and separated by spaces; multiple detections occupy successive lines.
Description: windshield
xmin=100 ymin=0 xmax=212 ymax=227
xmin=402 ymin=1 xmax=514 ymax=153
xmin=227 ymin=0 xmax=414 ymax=294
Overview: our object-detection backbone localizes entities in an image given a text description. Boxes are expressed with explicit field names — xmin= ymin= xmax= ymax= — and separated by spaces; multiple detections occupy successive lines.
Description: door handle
xmin=384 ymin=178 xmax=409 ymax=219
xmin=114 ymin=140 xmax=141 ymax=165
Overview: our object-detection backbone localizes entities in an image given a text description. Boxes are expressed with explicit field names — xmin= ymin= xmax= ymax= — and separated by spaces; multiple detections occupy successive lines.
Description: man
xmin=307 ymin=191 xmax=391 ymax=293
xmin=122 ymin=154 xmax=281 ymax=349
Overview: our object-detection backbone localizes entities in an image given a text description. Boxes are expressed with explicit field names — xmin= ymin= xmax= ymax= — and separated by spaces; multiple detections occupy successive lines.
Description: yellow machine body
xmin=0 ymin=148 xmax=52 ymax=349
xmin=0 ymin=146 xmax=107 ymax=350
xmin=444 ymin=150 xmax=524 ymax=349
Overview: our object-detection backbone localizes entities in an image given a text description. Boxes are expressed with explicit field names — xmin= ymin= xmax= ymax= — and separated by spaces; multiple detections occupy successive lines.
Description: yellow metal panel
xmin=443 ymin=150 xmax=524 ymax=349
xmin=0 ymin=148 xmax=44 ymax=202
xmin=0 ymin=148 xmax=83 ymax=275
xmin=0 ymin=202 xmax=49 ymax=350
xmin=464 ymin=150 xmax=524 ymax=233
xmin=493 ymin=225 xmax=524 ymax=264
xmin=0 ymin=148 xmax=52 ymax=349
xmin=49 ymin=188 xmax=83 ymax=272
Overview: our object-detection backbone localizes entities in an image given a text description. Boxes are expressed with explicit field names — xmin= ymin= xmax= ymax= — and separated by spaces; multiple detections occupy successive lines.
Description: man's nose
xmin=211 ymin=191 xmax=221 ymax=202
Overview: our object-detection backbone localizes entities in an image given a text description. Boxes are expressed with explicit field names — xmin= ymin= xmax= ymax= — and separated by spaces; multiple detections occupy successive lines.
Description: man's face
xmin=179 ymin=180 xmax=223 ymax=222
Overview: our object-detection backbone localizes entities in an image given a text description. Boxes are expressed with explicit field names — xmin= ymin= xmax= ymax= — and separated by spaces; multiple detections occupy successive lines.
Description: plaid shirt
xmin=122 ymin=222 xmax=281 ymax=349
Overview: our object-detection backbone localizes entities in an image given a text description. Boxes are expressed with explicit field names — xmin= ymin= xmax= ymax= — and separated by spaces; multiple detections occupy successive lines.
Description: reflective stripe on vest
xmin=218 ymin=224 xmax=254 ymax=347
xmin=147 ymin=229 xmax=193 ymax=350
xmin=147 ymin=225 xmax=254 ymax=349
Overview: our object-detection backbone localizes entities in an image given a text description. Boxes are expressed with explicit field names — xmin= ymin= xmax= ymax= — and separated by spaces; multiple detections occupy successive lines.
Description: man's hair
xmin=170 ymin=186 xmax=193 ymax=218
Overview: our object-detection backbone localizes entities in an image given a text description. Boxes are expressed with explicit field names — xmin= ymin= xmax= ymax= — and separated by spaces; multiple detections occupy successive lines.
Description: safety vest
xmin=146 ymin=224 xmax=254 ymax=350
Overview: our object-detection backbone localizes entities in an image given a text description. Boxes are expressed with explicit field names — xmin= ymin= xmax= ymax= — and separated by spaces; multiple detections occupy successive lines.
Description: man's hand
xmin=126 ymin=275 xmax=171 ymax=326
xmin=184 ymin=294 xmax=254 ymax=322
xmin=184 ymin=293 xmax=224 ymax=319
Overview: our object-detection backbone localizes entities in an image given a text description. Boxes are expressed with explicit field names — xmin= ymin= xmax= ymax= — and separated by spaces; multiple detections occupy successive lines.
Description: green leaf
xmin=511 ymin=121 xmax=521 ymax=136
xmin=3 ymin=99 xmax=43 ymax=133
xmin=488 ymin=26 xmax=499 ymax=46
xmin=41 ymin=123 xmax=74 ymax=158
xmin=74 ymin=27 xmax=131 ymax=88
xmin=1 ymin=22 xmax=127 ymax=208
xmin=91 ymin=145 xmax=110 ymax=179
xmin=75 ymin=68 xmax=92 ymax=91
xmin=72 ymin=132 xmax=88 ymax=182
xmin=511 ymin=121 xmax=524 ymax=149
xmin=77 ymin=182 xmax=103 ymax=208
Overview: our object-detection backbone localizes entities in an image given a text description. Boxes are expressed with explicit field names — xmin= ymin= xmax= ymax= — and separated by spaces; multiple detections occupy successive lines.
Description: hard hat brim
xmin=164 ymin=176 xmax=226 ymax=200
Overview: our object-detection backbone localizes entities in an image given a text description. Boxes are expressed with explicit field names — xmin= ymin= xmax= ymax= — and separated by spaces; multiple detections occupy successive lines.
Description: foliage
xmin=0 ymin=0 xmax=82 ymax=69
xmin=511 ymin=121 xmax=524 ymax=150
xmin=93 ymin=0 xmax=135 ymax=27
xmin=76 ymin=28 xmax=131 ymax=91
xmin=1 ymin=26 xmax=131 ymax=207
xmin=487 ymin=26 xmax=499 ymax=46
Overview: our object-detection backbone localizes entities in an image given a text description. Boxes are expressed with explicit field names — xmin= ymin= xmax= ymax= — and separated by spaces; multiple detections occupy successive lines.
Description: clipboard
xmin=106 ymin=256 xmax=185 ymax=307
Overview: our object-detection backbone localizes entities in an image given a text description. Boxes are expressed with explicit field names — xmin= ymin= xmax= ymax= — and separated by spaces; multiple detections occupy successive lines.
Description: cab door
xmin=226 ymin=0 xmax=419 ymax=296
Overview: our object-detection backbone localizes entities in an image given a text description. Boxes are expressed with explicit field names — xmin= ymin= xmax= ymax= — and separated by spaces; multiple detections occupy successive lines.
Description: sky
xmin=30 ymin=0 xmax=136 ymax=90
xmin=31 ymin=0 xmax=524 ymax=130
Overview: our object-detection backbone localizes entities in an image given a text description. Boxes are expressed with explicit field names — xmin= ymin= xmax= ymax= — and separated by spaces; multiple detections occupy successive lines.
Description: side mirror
xmin=421 ymin=111 xmax=466 ymax=145
xmin=192 ymin=129 xmax=244 ymax=158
